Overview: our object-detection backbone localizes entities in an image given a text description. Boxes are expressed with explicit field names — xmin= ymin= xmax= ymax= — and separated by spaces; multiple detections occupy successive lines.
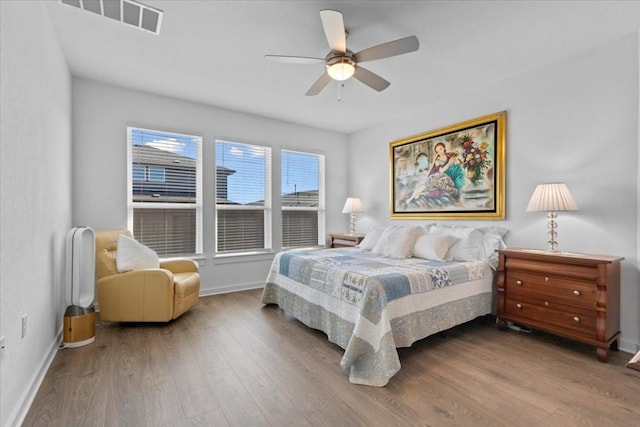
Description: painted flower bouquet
xmin=459 ymin=135 xmax=491 ymax=185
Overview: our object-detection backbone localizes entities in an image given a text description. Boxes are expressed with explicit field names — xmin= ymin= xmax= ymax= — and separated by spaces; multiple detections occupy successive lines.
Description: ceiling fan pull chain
xmin=337 ymin=82 xmax=343 ymax=101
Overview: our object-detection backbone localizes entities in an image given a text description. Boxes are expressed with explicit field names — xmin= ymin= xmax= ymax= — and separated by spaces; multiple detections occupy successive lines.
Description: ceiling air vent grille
xmin=59 ymin=0 xmax=163 ymax=35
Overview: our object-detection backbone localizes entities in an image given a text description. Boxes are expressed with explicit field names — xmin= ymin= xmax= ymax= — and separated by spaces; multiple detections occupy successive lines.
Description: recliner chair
xmin=95 ymin=229 xmax=200 ymax=322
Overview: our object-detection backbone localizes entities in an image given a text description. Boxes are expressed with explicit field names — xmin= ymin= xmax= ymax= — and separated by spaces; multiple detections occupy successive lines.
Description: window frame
xmin=126 ymin=126 xmax=203 ymax=257
xmin=214 ymin=139 xmax=272 ymax=256
xmin=280 ymin=148 xmax=325 ymax=249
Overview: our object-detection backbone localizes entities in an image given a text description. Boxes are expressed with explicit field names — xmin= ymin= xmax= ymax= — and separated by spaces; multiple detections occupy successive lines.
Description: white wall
xmin=0 ymin=2 xmax=72 ymax=427
xmin=349 ymin=33 xmax=640 ymax=352
xmin=72 ymin=79 xmax=349 ymax=295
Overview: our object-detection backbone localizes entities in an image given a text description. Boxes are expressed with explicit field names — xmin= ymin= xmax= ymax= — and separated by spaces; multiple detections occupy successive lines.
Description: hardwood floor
xmin=24 ymin=288 xmax=640 ymax=426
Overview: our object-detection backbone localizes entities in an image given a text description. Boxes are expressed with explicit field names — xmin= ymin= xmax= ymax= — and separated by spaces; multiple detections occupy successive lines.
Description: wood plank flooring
xmin=24 ymin=289 xmax=640 ymax=426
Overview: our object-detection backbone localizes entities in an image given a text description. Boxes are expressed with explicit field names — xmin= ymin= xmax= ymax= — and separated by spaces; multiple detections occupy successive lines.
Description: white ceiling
xmin=45 ymin=1 xmax=640 ymax=134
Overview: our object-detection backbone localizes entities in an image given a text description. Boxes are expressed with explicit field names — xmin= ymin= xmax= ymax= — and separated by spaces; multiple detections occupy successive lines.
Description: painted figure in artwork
xmin=402 ymin=141 xmax=464 ymax=208
xmin=427 ymin=142 xmax=465 ymax=190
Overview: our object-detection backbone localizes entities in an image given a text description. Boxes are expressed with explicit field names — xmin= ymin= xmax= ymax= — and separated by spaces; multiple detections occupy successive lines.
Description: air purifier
xmin=63 ymin=226 xmax=96 ymax=348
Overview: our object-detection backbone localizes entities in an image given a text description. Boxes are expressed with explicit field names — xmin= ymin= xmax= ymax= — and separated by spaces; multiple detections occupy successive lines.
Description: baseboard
xmin=619 ymin=337 xmax=639 ymax=355
xmin=6 ymin=330 xmax=62 ymax=427
xmin=199 ymin=281 xmax=264 ymax=297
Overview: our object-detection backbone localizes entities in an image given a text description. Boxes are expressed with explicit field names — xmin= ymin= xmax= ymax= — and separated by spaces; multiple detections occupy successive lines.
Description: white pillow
xmin=358 ymin=226 xmax=385 ymax=251
xmin=477 ymin=226 xmax=509 ymax=268
xmin=429 ymin=225 xmax=484 ymax=261
xmin=116 ymin=234 xmax=160 ymax=272
xmin=371 ymin=225 xmax=422 ymax=259
xmin=413 ymin=233 xmax=459 ymax=261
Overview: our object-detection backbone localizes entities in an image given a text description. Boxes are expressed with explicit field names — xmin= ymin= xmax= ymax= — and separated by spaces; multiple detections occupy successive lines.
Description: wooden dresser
xmin=496 ymin=248 xmax=623 ymax=362
xmin=329 ymin=233 xmax=364 ymax=248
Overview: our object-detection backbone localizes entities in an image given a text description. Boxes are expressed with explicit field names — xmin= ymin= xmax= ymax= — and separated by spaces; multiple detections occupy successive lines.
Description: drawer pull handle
xmin=544 ymin=276 xmax=550 ymax=282
xmin=516 ymin=280 xmax=523 ymax=286
xmin=516 ymin=303 xmax=522 ymax=309
xmin=544 ymin=301 xmax=549 ymax=307
xmin=573 ymin=290 xmax=581 ymax=296
xmin=573 ymin=316 xmax=580 ymax=323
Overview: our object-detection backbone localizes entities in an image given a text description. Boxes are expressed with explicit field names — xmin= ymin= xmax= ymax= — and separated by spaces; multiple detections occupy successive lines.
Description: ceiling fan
xmin=265 ymin=10 xmax=419 ymax=96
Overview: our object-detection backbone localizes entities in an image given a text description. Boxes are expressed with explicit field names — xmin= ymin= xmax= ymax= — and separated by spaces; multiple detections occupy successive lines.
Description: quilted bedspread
xmin=261 ymin=248 xmax=494 ymax=386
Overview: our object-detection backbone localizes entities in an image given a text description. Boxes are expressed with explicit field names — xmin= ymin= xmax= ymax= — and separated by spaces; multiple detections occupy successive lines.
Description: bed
xmin=261 ymin=224 xmax=506 ymax=386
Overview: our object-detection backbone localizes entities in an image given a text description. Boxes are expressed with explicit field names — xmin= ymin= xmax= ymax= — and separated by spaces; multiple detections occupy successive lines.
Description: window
xmin=215 ymin=140 xmax=272 ymax=254
xmin=132 ymin=165 xmax=146 ymax=181
xmin=147 ymin=166 xmax=165 ymax=182
xmin=127 ymin=127 xmax=202 ymax=257
xmin=281 ymin=150 xmax=325 ymax=248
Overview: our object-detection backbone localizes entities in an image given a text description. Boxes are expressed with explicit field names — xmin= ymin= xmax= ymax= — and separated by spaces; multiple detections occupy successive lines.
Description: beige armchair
xmin=95 ymin=229 xmax=200 ymax=322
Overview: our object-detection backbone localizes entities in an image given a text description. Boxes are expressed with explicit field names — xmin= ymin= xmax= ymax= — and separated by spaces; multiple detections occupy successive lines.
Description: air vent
xmin=59 ymin=0 xmax=163 ymax=35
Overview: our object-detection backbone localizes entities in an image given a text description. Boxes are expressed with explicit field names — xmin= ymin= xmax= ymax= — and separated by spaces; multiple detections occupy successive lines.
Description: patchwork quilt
xmin=261 ymin=248 xmax=494 ymax=386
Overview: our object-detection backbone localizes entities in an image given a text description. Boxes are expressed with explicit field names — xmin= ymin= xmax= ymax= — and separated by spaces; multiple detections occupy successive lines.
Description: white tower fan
xmin=63 ymin=226 xmax=96 ymax=348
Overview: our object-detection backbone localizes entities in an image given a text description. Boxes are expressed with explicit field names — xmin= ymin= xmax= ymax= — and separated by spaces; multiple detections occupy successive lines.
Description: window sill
xmin=213 ymin=251 xmax=276 ymax=265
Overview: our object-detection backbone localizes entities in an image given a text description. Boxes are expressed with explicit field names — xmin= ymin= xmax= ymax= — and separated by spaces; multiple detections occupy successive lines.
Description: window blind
xmin=215 ymin=140 xmax=272 ymax=253
xmin=127 ymin=127 xmax=202 ymax=256
xmin=281 ymin=150 xmax=324 ymax=248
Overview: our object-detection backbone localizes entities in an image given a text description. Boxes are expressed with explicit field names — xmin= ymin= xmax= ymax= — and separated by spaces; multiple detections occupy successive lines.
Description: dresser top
xmin=498 ymin=248 xmax=624 ymax=264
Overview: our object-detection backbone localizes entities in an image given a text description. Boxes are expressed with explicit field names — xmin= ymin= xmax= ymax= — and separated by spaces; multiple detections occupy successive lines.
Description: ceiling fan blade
xmin=264 ymin=55 xmax=324 ymax=64
xmin=355 ymin=35 xmax=419 ymax=63
xmin=353 ymin=66 xmax=390 ymax=92
xmin=320 ymin=9 xmax=346 ymax=53
xmin=305 ymin=73 xmax=332 ymax=96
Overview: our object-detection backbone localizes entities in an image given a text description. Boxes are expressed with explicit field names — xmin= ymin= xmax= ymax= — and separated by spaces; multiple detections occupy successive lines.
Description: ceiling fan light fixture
xmin=327 ymin=61 xmax=355 ymax=81
xmin=326 ymin=53 xmax=356 ymax=81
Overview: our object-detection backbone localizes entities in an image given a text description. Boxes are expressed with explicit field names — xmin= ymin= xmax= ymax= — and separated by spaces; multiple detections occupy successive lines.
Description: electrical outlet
xmin=22 ymin=314 xmax=28 ymax=339
xmin=0 ymin=336 xmax=5 ymax=360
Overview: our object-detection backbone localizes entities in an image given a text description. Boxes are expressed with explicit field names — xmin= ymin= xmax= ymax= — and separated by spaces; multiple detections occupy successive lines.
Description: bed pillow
xmin=429 ymin=225 xmax=484 ymax=261
xmin=371 ymin=225 xmax=422 ymax=259
xmin=412 ymin=233 xmax=459 ymax=261
xmin=477 ymin=226 xmax=509 ymax=268
xmin=116 ymin=234 xmax=160 ymax=272
xmin=358 ymin=226 xmax=385 ymax=251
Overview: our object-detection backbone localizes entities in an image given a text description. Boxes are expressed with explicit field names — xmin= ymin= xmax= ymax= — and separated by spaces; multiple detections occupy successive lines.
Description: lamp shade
xmin=526 ymin=183 xmax=578 ymax=212
xmin=342 ymin=197 xmax=365 ymax=214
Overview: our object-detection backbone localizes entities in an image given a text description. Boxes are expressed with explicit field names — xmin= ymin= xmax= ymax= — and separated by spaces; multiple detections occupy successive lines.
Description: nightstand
xmin=329 ymin=233 xmax=363 ymax=248
xmin=496 ymin=248 xmax=623 ymax=362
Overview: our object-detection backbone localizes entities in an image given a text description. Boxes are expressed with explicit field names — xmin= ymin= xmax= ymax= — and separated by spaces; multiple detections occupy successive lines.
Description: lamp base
xmin=546 ymin=212 xmax=559 ymax=252
xmin=349 ymin=213 xmax=356 ymax=235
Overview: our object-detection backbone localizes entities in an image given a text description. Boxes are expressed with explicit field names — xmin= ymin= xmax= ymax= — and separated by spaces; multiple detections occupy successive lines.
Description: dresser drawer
xmin=504 ymin=296 xmax=596 ymax=338
xmin=505 ymin=271 xmax=596 ymax=309
xmin=504 ymin=257 xmax=598 ymax=281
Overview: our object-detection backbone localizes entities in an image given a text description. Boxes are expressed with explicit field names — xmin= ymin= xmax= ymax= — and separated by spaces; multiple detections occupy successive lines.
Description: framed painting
xmin=390 ymin=111 xmax=506 ymax=219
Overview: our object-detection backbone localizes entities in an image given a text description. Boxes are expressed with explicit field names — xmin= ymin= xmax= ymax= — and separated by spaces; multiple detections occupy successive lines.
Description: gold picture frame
xmin=390 ymin=111 xmax=506 ymax=219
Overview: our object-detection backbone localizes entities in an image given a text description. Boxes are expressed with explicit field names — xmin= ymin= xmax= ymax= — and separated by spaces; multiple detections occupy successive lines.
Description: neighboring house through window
xmin=127 ymin=127 xmax=203 ymax=257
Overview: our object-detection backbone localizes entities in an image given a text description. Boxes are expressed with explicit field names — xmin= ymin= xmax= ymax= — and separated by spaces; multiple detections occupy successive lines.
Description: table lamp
xmin=526 ymin=182 xmax=578 ymax=252
xmin=342 ymin=197 xmax=365 ymax=235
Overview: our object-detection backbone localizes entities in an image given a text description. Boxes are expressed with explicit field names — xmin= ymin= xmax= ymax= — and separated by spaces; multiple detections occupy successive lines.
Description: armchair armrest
xmin=160 ymin=259 xmax=199 ymax=274
xmin=96 ymin=269 xmax=175 ymax=322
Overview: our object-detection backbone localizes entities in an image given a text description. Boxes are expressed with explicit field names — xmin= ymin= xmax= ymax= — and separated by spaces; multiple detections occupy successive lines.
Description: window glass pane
xmin=131 ymin=128 xmax=198 ymax=203
xmin=128 ymin=127 xmax=202 ymax=256
xmin=133 ymin=208 xmax=197 ymax=256
xmin=282 ymin=150 xmax=319 ymax=207
xmin=282 ymin=210 xmax=318 ymax=247
xmin=217 ymin=209 xmax=265 ymax=252
xmin=216 ymin=140 xmax=271 ymax=253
